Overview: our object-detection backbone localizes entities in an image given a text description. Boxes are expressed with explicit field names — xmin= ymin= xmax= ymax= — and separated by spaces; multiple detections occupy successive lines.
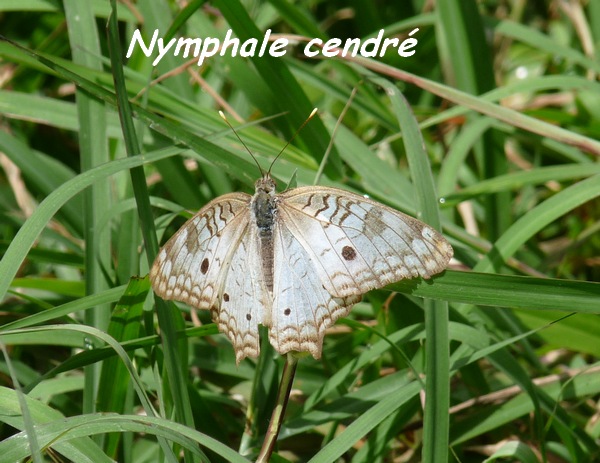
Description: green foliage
xmin=1 ymin=1 xmax=599 ymax=462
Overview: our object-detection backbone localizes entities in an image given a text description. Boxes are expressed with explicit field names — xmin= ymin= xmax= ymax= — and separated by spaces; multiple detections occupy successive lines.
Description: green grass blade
xmin=476 ymin=174 xmax=600 ymax=272
xmin=0 ymin=149 xmax=176 ymax=302
xmin=107 ymin=2 xmax=199 ymax=461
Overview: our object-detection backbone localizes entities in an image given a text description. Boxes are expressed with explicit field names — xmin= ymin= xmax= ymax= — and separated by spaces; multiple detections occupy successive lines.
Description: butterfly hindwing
xmin=269 ymin=220 xmax=361 ymax=358
xmin=215 ymin=225 xmax=270 ymax=363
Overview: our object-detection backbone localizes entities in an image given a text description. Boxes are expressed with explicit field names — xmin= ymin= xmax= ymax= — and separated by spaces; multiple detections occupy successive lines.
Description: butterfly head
xmin=255 ymin=174 xmax=277 ymax=196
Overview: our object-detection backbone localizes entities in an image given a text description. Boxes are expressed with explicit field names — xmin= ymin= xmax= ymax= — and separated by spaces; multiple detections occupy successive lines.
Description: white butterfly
xmin=150 ymin=172 xmax=453 ymax=364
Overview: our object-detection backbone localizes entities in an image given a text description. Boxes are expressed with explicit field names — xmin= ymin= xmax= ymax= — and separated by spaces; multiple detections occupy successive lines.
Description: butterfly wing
xmin=216 ymin=224 xmax=270 ymax=363
xmin=278 ymin=186 xmax=453 ymax=298
xmin=150 ymin=193 xmax=269 ymax=362
xmin=269 ymin=219 xmax=361 ymax=358
xmin=150 ymin=193 xmax=251 ymax=307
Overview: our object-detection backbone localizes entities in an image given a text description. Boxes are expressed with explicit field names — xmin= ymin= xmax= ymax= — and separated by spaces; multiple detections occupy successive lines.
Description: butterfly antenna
xmin=267 ymin=108 xmax=318 ymax=175
xmin=219 ymin=111 xmax=265 ymax=176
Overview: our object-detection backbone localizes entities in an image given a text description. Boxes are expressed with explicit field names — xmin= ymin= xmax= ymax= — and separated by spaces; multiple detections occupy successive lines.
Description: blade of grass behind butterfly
xmin=438 ymin=0 xmax=511 ymax=247
xmin=134 ymin=0 xmax=223 ymax=210
xmin=135 ymin=2 xmax=194 ymax=101
xmin=341 ymin=56 xmax=600 ymax=156
xmin=0 ymin=131 xmax=83 ymax=235
xmin=389 ymin=271 xmax=600 ymax=313
xmin=375 ymin=78 xmax=451 ymax=463
xmin=64 ymin=1 xmax=112 ymax=426
xmin=288 ymin=60 xmax=396 ymax=131
xmin=213 ymin=0 xmax=343 ymax=178
xmin=0 ymin=146 xmax=178 ymax=325
xmin=107 ymin=3 xmax=200 ymax=461
xmin=474 ymin=173 xmax=600 ymax=273
xmin=0 ymin=37 xmax=261 ymax=187
xmin=268 ymin=0 xmax=324 ymax=39
xmin=321 ymin=120 xmax=414 ymax=209
xmin=96 ymin=277 xmax=148 ymax=457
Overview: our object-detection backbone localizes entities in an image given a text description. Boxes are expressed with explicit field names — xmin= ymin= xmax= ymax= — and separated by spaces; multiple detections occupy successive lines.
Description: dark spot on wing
xmin=246 ymin=313 xmax=252 ymax=321
xmin=284 ymin=308 xmax=291 ymax=316
xmin=201 ymin=258 xmax=209 ymax=274
xmin=342 ymin=245 xmax=356 ymax=261
xmin=223 ymin=293 xmax=230 ymax=302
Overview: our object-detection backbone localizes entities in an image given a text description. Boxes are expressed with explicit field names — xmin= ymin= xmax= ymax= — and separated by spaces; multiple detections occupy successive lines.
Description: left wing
xmin=150 ymin=193 xmax=251 ymax=309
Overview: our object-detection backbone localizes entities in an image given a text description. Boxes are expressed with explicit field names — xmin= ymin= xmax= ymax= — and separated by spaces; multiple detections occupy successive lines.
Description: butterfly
xmin=150 ymin=114 xmax=453 ymax=364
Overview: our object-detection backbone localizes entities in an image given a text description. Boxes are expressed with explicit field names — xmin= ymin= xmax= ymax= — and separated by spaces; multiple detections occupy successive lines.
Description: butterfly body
xmin=150 ymin=174 xmax=453 ymax=363
xmin=251 ymin=177 xmax=277 ymax=294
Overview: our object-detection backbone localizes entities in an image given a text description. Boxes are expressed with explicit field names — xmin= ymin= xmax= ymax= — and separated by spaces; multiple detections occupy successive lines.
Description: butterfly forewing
xmin=150 ymin=192 xmax=252 ymax=310
xmin=278 ymin=186 xmax=453 ymax=298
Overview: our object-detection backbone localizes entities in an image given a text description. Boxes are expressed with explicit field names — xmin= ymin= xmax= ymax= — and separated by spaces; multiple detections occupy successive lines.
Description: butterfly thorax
xmin=252 ymin=176 xmax=277 ymax=231
xmin=251 ymin=175 xmax=278 ymax=294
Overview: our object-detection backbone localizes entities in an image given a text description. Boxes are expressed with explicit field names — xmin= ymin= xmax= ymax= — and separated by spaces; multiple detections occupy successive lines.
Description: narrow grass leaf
xmin=0 ymin=388 xmax=112 ymax=463
xmin=476 ymin=174 xmax=600 ymax=272
xmin=0 ymin=149 xmax=177 ymax=303
xmin=307 ymin=382 xmax=421 ymax=463
xmin=390 ymin=270 xmax=600 ymax=312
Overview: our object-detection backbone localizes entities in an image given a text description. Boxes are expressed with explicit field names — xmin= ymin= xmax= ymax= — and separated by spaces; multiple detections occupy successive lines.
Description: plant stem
xmin=256 ymin=353 xmax=299 ymax=463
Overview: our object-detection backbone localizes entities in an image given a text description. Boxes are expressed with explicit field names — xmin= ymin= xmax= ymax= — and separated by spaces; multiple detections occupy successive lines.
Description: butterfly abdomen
xmin=251 ymin=180 xmax=278 ymax=294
